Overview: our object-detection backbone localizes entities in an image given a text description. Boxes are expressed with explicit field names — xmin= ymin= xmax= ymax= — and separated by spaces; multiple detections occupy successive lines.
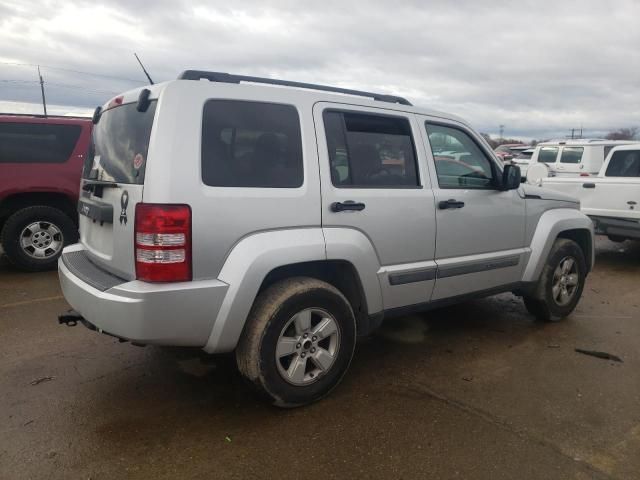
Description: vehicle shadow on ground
xmin=86 ymin=293 xmax=543 ymax=445
xmin=593 ymin=237 xmax=640 ymax=270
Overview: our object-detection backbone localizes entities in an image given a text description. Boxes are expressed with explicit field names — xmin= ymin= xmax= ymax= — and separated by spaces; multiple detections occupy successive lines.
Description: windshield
xmin=83 ymin=101 xmax=157 ymax=184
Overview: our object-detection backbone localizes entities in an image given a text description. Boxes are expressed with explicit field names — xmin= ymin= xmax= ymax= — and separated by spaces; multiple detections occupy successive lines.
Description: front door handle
xmin=583 ymin=182 xmax=596 ymax=189
xmin=438 ymin=199 xmax=465 ymax=209
xmin=331 ymin=201 xmax=366 ymax=212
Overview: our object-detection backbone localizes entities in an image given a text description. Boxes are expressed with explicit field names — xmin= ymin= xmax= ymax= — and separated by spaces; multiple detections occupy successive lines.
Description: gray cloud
xmin=1 ymin=0 xmax=638 ymax=139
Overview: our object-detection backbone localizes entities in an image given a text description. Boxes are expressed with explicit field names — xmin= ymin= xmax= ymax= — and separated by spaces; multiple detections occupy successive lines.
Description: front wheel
xmin=236 ymin=277 xmax=356 ymax=407
xmin=523 ymin=238 xmax=586 ymax=322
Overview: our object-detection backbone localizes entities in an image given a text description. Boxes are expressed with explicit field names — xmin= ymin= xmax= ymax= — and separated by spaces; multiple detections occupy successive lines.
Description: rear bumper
xmin=591 ymin=215 xmax=640 ymax=240
xmin=58 ymin=245 xmax=229 ymax=347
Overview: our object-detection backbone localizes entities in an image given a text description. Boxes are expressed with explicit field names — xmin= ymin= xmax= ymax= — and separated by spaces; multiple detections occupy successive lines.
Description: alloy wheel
xmin=275 ymin=308 xmax=341 ymax=386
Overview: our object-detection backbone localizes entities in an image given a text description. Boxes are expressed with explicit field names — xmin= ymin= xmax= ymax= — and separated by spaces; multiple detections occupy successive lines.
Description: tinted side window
xmin=560 ymin=146 xmax=584 ymax=164
xmin=0 ymin=123 xmax=81 ymax=164
xmin=323 ymin=111 xmax=419 ymax=188
xmin=425 ymin=123 xmax=495 ymax=189
xmin=538 ymin=147 xmax=559 ymax=163
xmin=201 ymin=100 xmax=303 ymax=188
xmin=605 ymin=151 xmax=640 ymax=177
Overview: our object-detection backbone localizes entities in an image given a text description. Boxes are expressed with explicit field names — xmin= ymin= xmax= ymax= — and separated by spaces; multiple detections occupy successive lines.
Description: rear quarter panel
xmin=142 ymin=81 xmax=323 ymax=281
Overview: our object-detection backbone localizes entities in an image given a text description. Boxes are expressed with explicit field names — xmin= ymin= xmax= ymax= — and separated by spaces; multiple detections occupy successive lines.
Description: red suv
xmin=0 ymin=114 xmax=92 ymax=271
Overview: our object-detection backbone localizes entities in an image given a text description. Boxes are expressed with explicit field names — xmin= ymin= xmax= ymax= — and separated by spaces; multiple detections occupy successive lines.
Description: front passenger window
xmin=425 ymin=123 xmax=495 ymax=189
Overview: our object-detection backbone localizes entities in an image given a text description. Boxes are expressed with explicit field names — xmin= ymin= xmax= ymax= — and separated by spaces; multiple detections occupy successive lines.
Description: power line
xmin=1 ymin=79 xmax=118 ymax=95
xmin=0 ymin=79 xmax=39 ymax=83
xmin=0 ymin=61 xmax=146 ymax=84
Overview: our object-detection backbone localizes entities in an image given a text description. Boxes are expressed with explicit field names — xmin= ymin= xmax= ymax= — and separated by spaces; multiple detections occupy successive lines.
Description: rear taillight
xmin=580 ymin=173 xmax=590 ymax=177
xmin=134 ymin=204 xmax=192 ymax=282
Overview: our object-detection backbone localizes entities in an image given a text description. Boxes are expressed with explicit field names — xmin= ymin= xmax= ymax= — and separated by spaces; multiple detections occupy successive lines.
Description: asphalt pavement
xmin=1 ymin=237 xmax=639 ymax=479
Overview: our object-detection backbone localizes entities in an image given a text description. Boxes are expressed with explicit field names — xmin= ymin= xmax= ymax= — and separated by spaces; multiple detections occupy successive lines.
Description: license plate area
xmin=78 ymin=198 xmax=113 ymax=224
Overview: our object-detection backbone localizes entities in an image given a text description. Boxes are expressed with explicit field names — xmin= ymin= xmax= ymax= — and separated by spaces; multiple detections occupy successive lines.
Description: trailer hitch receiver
xmin=58 ymin=310 xmax=84 ymax=327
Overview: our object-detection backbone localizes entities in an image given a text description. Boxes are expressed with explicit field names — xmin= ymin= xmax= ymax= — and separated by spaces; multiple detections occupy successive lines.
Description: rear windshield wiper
xmin=82 ymin=180 xmax=120 ymax=192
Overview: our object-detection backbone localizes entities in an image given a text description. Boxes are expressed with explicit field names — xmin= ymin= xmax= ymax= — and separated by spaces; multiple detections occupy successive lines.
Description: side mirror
xmin=501 ymin=163 xmax=521 ymax=190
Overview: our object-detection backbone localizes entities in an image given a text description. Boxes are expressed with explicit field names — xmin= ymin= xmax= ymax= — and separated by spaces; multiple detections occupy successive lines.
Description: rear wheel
xmin=1 ymin=206 xmax=78 ymax=272
xmin=523 ymin=238 xmax=586 ymax=322
xmin=236 ymin=277 xmax=356 ymax=407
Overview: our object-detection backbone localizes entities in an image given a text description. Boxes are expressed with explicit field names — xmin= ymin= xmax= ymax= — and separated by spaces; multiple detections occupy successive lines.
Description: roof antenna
xmin=134 ymin=53 xmax=154 ymax=85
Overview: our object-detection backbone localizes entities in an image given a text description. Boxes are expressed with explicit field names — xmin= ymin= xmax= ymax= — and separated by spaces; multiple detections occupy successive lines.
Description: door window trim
xmin=322 ymin=107 xmax=422 ymax=190
xmin=423 ymin=119 xmax=502 ymax=190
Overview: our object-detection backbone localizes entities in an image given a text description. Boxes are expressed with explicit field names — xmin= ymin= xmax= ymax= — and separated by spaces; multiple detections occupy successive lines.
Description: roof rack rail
xmin=178 ymin=70 xmax=412 ymax=106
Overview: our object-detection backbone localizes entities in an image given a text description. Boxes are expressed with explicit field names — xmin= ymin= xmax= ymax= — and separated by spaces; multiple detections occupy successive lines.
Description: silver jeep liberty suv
xmin=58 ymin=71 xmax=594 ymax=406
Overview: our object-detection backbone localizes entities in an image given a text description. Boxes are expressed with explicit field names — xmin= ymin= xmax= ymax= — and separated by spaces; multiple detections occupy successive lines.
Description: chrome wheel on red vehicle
xmin=19 ymin=221 xmax=64 ymax=259
xmin=1 ymin=206 xmax=78 ymax=272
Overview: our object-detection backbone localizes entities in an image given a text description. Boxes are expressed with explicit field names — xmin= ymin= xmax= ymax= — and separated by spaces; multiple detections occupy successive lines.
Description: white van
xmin=528 ymin=139 xmax=636 ymax=177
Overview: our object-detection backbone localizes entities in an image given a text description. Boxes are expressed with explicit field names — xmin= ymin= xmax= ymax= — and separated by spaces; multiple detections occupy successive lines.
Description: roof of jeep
xmin=103 ymin=76 xmax=469 ymax=127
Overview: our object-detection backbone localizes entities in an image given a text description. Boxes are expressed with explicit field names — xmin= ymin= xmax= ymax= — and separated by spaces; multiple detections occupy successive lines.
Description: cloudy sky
xmin=1 ymin=0 xmax=638 ymax=140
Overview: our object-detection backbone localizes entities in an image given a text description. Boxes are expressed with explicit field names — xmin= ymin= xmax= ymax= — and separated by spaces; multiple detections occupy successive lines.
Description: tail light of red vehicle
xmin=134 ymin=204 xmax=192 ymax=282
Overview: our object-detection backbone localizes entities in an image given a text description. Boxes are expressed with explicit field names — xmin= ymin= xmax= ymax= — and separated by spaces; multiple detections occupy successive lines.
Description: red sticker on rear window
xmin=133 ymin=153 xmax=144 ymax=169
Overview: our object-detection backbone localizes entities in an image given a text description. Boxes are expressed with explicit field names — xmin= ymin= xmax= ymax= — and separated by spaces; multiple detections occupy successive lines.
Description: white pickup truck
xmin=521 ymin=139 xmax=636 ymax=179
xmin=540 ymin=144 xmax=640 ymax=242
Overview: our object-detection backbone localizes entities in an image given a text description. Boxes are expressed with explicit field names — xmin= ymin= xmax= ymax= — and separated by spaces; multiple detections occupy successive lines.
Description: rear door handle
xmin=438 ymin=199 xmax=465 ymax=209
xmin=331 ymin=201 xmax=366 ymax=212
xmin=583 ymin=183 xmax=596 ymax=189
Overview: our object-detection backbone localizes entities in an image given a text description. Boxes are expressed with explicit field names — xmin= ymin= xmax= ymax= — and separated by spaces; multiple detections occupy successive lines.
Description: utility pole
xmin=37 ymin=65 xmax=47 ymax=116
xmin=499 ymin=124 xmax=504 ymax=141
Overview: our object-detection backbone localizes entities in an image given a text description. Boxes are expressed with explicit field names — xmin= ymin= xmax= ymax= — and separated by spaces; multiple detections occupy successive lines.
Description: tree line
xmin=481 ymin=127 xmax=638 ymax=148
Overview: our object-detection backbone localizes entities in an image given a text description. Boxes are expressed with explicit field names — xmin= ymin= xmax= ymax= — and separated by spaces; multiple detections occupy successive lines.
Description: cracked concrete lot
xmin=1 ymin=237 xmax=639 ymax=479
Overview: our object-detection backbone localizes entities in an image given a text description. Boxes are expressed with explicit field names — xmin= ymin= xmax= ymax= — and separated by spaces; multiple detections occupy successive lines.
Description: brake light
xmin=135 ymin=204 xmax=191 ymax=282
xmin=108 ymin=96 xmax=124 ymax=108
xmin=580 ymin=173 xmax=590 ymax=176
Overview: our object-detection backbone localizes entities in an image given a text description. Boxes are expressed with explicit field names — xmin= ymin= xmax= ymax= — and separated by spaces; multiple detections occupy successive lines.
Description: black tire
xmin=0 ymin=206 xmax=78 ymax=272
xmin=236 ymin=277 xmax=357 ymax=408
xmin=523 ymin=238 xmax=586 ymax=322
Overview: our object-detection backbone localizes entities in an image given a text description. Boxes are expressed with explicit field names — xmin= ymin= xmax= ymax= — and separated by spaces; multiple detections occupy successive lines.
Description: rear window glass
xmin=560 ymin=146 xmax=584 ymax=164
xmin=0 ymin=122 xmax=81 ymax=164
xmin=201 ymin=100 xmax=303 ymax=188
xmin=538 ymin=146 xmax=559 ymax=163
xmin=84 ymin=101 xmax=156 ymax=184
xmin=605 ymin=150 xmax=640 ymax=177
